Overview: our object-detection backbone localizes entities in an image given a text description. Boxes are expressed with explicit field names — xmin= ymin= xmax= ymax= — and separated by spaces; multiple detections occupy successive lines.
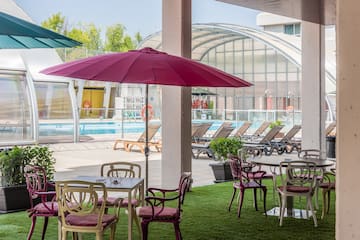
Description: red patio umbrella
xmin=41 ymin=47 xmax=252 ymax=189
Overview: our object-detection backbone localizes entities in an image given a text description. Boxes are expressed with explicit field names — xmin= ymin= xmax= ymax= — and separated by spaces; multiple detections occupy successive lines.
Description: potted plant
xmin=0 ymin=145 xmax=56 ymax=213
xmin=209 ymin=137 xmax=243 ymax=183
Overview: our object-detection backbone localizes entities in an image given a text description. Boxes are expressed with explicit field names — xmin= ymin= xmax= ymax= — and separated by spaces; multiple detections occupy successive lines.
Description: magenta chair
xmin=228 ymin=157 xmax=267 ymax=217
xmin=24 ymin=165 xmax=58 ymax=240
xmin=137 ymin=173 xmax=191 ymax=240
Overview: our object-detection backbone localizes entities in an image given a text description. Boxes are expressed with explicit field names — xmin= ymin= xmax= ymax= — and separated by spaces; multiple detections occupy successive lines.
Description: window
xmin=284 ymin=23 xmax=301 ymax=36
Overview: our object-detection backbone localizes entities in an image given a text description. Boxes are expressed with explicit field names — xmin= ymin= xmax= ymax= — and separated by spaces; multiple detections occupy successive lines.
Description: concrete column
xmin=336 ymin=0 xmax=360 ymax=238
xmin=161 ymin=0 xmax=192 ymax=188
xmin=301 ymin=21 xmax=326 ymax=155
xmin=103 ymin=82 xmax=111 ymax=118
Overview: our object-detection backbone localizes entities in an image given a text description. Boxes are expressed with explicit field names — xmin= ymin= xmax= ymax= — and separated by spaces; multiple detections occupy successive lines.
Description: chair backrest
xmin=24 ymin=165 xmax=55 ymax=210
xmin=179 ymin=172 xmax=192 ymax=205
xmin=192 ymin=122 xmax=212 ymax=140
xmin=253 ymin=121 xmax=271 ymax=136
xmin=298 ymin=149 xmax=320 ymax=160
xmin=192 ymin=123 xmax=212 ymax=140
xmin=279 ymin=161 xmax=317 ymax=190
xmin=213 ymin=126 xmax=235 ymax=139
xmin=233 ymin=121 xmax=252 ymax=137
xmin=211 ymin=122 xmax=233 ymax=138
xmin=228 ymin=157 xmax=254 ymax=186
xmin=258 ymin=125 xmax=284 ymax=144
xmin=325 ymin=122 xmax=336 ymax=136
xmin=100 ymin=161 xmax=141 ymax=178
xmin=56 ymin=180 xmax=109 ymax=231
xmin=280 ymin=125 xmax=302 ymax=142
xmin=137 ymin=123 xmax=161 ymax=142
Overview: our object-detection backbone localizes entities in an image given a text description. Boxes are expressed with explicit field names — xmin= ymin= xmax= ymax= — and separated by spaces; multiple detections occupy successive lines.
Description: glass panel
xmin=0 ymin=73 xmax=33 ymax=143
xmin=284 ymin=24 xmax=294 ymax=35
xmin=243 ymin=51 xmax=253 ymax=73
xmin=266 ymin=49 xmax=276 ymax=73
xmin=253 ymin=50 xmax=265 ymax=73
xmin=34 ymin=82 xmax=74 ymax=138
xmin=277 ymin=55 xmax=287 ymax=72
xmin=295 ymin=23 xmax=301 ymax=35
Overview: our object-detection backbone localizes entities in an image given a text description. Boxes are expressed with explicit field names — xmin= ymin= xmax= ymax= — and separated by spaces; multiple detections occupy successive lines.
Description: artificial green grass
xmin=0 ymin=181 xmax=335 ymax=240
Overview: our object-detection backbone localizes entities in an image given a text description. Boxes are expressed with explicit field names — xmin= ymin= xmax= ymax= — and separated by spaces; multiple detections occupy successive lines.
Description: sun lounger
xmin=243 ymin=121 xmax=271 ymax=139
xmin=192 ymin=122 xmax=213 ymax=143
xmin=113 ymin=123 xmax=161 ymax=153
xmin=243 ymin=125 xmax=284 ymax=156
xmin=269 ymin=125 xmax=302 ymax=154
xmin=192 ymin=126 xmax=235 ymax=159
xmin=198 ymin=121 xmax=233 ymax=142
xmin=232 ymin=121 xmax=252 ymax=137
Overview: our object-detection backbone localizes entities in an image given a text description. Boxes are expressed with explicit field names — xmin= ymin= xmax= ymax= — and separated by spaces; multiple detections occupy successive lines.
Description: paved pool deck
xmin=49 ymin=135 xmax=300 ymax=188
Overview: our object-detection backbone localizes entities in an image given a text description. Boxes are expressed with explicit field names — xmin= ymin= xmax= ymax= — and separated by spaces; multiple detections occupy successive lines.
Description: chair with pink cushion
xmin=55 ymin=180 xmax=121 ymax=240
xmin=98 ymin=162 xmax=142 ymax=232
xmin=228 ymin=157 xmax=268 ymax=218
xmin=137 ymin=173 xmax=191 ymax=240
xmin=24 ymin=165 xmax=58 ymax=240
xmin=277 ymin=161 xmax=318 ymax=227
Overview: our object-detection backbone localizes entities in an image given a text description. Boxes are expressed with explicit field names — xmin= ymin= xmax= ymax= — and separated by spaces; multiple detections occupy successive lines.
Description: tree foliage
xmin=41 ymin=13 xmax=141 ymax=53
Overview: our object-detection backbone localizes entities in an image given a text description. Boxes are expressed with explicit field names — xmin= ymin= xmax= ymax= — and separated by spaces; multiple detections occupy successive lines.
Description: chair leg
xmin=228 ymin=187 xmax=237 ymax=212
xmin=27 ymin=215 xmax=37 ymax=240
xmin=237 ymin=189 xmax=245 ymax=218
xmin=321 ymin=190 xmax=327 ymax=219
xmin=61 ymin=230 xmax=67 ymax=240
xmin=173 ymin=221 xmax=182 ymax=240
xmin=279 ymin=195 xmax=287 ymax=226
xmin=307 ymin=196 xmax=318 ymax=227
xmin=141 ymin=221 xmax=149 ymax=240
xmin=41 ymin=217 xmax=49 ymax=240
xmin=95 ymin=232 xmax=104 ymax=240
xmin=253 ymin=188 xmax=258 ymax=211
xmin=262 ymin=187 xmax=267 ymax=216
xmin=327 ymin=190 xmax=331 ymax=214
xmin=110 ymin=224 xmax=116 ymax=240
xmin=132 ymin=208 xmax=141 ymax=235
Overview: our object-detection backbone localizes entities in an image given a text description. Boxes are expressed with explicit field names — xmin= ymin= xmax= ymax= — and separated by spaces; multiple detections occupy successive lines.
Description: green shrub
xmin=0 ymin=145 xmax=56 ymax=186
xmin=209 ymin=137 xmax=243 ymax=161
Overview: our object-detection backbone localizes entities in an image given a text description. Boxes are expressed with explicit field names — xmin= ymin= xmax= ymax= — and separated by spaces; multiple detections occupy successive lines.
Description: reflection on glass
xmin=0 ymin=73 xmax=32 ymax=143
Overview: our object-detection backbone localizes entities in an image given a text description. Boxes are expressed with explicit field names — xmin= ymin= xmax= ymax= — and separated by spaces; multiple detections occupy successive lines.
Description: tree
xmin=104 ymin=24 xmax=141 ymax=52
xmin=41 ymin=12 xmax=67 ymax=34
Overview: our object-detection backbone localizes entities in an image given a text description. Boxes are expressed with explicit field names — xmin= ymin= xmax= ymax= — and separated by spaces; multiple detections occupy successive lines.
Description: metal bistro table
xmin=250 ymin=157 xmax=335 ymax=218
xmin=73 ymin=176 xmax=144 ymax=240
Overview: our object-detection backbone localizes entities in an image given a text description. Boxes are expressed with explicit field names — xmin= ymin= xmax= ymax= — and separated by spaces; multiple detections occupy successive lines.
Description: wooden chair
xmin=270 ymin=125 xmax=302 ymax=154
xmin=277 ymin=161 xmax=318 ymax=227
xmin=243 ymin=121 xmax=271 ymax=139
xmin=137 ymin=173 xmax=191 ymax=240
xmin=113 ymin=123 xmax=161 ymax=153
xmin=319 ymin=169 xmax=336 ymax=219
xmin=55 ymin=180 xmax=121 ymax=240
xmin=99 ymin=162 xmax=142 ymax=233
xmin=191 ymin=122 xmax=212 ymax=143
xmin=228 ymin=157 xmax=267 ymax=218
xmin=24 ymin=165 xmax=58 ymax=240
xmin=197 ymin=121 xmax=232 ymax=142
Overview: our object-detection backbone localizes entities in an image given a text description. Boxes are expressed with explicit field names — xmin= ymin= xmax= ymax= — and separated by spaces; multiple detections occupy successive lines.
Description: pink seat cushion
xmin=138 ymin=206 xmax=179 ymax=219
xmin=33 ymin=202 xmax=58 ymax=214
xmin=65 ymin=214 xmax=117 ymax=227
xmin=98 ymin=197 xmax=138 ymax=207
xmin=278 ymin=185 xmax=311 ymax=193
xmin=319 ymin=182 xmax=336 ymax=189
xmin=98 ymin=196 xmax=121 ymax=206
xmin=120 ymin=198 xmax=139 ymax=207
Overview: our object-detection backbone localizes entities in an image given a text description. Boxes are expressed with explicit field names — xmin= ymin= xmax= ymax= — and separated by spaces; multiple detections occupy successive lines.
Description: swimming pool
xmin=39 ymin=120 xmax=243 ymax=136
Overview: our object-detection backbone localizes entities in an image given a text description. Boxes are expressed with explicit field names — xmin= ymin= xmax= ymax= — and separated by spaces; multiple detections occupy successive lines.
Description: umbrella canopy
xmin=41 ymin=47 xmax=251 ymax=87
xmin=0 ymin=11 xmax=81 ymax=49
xmin=41 ymin=47 xmax=252 ymax=190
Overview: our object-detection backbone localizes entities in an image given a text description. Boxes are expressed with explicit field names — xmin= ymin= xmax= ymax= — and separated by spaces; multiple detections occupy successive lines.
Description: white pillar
xmin=103 ymin=82 xmax=111 ymax=118
xmin=161 ymin=0 xmax=192 ymax=188
xmin=301 ymin=21 xmax=326 ymax=155
xmin=336 ymin=0 xmax=360 ymax=238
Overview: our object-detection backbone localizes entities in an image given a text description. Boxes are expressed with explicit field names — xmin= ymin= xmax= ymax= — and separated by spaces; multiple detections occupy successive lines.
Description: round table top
xmin=251 ymin=157 xmax=335 ymax=168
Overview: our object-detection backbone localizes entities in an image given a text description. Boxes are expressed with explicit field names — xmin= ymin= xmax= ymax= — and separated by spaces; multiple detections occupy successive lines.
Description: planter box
xmin=209 ymin=162 xmax=233 ymax=183
xmin=0 ymin=185 xmax=30 ymax=213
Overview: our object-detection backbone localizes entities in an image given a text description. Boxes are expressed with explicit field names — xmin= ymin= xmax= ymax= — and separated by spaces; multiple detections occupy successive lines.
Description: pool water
xmin=39 ymin=120 xmax=245 ymax=136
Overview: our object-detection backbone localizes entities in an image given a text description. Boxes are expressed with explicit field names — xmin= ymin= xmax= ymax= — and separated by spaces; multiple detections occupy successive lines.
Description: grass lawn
xmin=0 ymin=180 xmax=335 ymax=239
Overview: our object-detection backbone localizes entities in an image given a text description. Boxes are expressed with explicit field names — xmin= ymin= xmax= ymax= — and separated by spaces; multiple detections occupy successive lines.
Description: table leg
xmin=128 ymin=191 xmax=132 ymax=240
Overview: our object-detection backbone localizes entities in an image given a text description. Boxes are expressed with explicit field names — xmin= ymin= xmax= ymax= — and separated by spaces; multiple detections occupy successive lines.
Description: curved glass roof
xmin=138 ymin=23 xmax=336 ymax=92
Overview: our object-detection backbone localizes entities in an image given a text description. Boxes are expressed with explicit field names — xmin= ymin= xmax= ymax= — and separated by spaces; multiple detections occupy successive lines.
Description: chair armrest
xmin=147 ymin=187 xmax=179 ymax=198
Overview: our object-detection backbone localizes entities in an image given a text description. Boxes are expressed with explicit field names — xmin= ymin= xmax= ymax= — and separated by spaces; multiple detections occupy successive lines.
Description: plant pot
xmin=0 ymin=185 xmax=30 ymax=213
xmin=209 ymin=161 xmax=233 ymax=183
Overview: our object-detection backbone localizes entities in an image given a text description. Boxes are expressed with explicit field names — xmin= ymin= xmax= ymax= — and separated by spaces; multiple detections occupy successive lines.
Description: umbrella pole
xmin=145 ymin=84 xmax=149 ymax=194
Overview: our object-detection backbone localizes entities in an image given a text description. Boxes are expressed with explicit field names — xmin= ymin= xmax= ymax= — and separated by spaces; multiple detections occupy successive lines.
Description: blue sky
xmin=14 ymin=0 xmax=260 ymax=38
